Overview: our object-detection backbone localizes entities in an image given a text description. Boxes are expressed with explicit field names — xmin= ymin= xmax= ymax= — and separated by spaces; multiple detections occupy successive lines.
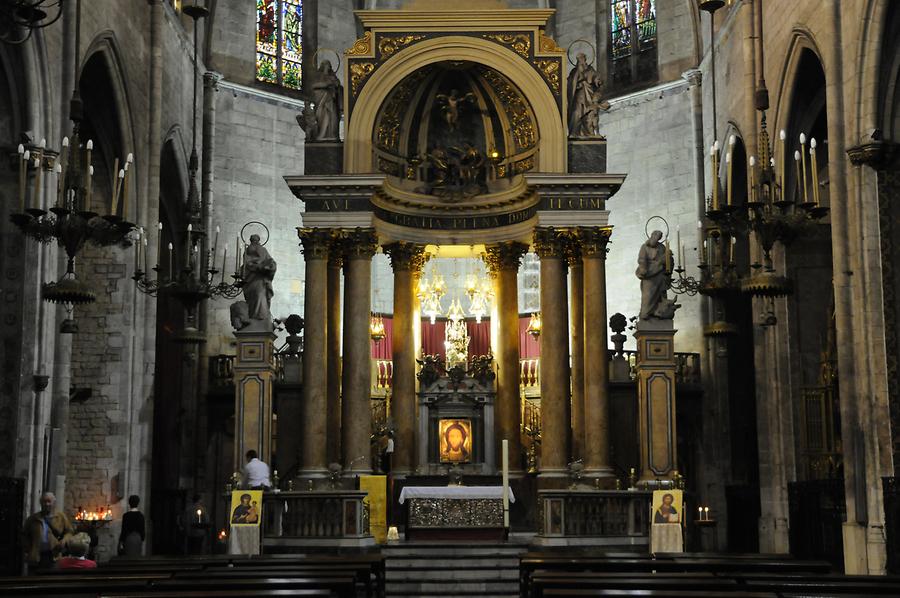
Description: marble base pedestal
xmin=634 ymin=320 xmax=678 ymax=486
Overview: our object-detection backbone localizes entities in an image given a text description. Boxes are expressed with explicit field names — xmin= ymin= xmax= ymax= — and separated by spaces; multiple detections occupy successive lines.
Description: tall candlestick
xmin=185 ymin=224 xmax=193 ymax=272
xmin=156 ymin=222 xmax=163 ymax=269
xmin=502 ymin=439 xmax=509 ymax=529
xmin=32 ymin=156 xmax=43 ymax=210
xmin=729 ymin=237 xmax=735 ymax=264
xmin=676 ymin=226 xmax=682 ymax=269
xmin=702 ymin=239 xmax=708 ymax=266
xmin=124 ymin=153 xmax=133 ymax=221
xmin=749 ymin=156 xmax=757 ymax=203
xmin=725 ymin=152 xmax=732 ymax=206
xmin=17 ymin=145 xmax=26 ymax=211
xmin=221 ymin=247 xmax=227 ymax=284
xmin=168 ymin=242 xmax=174 ymax=281
xmin=235 ymin=236 xmax=240 ymax=273
xmin=710 ymin=142 xmax=719 ymax=210
xmin=135 ymin=227 xmax=141 ymax=267
xmin=778 ymin=129 xmax=786 ymax=195
xmin=799 ymin=133 xmax=809 ymax=203
xmin=794 ymin=150 xmax=802 ymax=202
xmin=196 ymin=508 xmax=202 ymax=524
xmin=810 ymin=138 xmax=819 ymax=206
xmin=213 ymin=225 xmax=220 ymax=262
xmin=86 ymin=165 xmax=94 ymax=210
xmin=57 ymin=137 xmax=69 ymax=207
xmin=111 ymin=157 xmax=120 ymax=215
xmin=698 ymin=506 xmax=703 ymax=521
xmin=664 ymin=238 xmax=671 ymax=273
xmin=143 ymin=237 xmax=149 ymax=275
xmin=727 ymin=135 xmax=735 ymax=206
xmin=54 ymin=163 xmax=62 ymax=206
xmin=85 ymin=139 xmax=93 ymax=183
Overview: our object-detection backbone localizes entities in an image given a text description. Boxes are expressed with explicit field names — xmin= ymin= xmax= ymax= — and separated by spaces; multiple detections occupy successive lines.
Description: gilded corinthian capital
xmin=576 ymin=226 xmax=613 ymax=258
xmin=342 ymin=228 xmax=379 ymax=260
xmin=532 ymin=227 xmax=569 ymax=259
xmin=484 ymin=241 xmax=529 ymax=275
xmin=382 ymin=241 xmax=427 ymax=273
xmin=298 ymin=228 xmax=334 ymax=260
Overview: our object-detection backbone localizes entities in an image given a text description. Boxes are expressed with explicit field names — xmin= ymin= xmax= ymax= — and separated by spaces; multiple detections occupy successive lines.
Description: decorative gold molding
xmin=538 ymin=33 xmax=562 ymax=53
xmin=347 ymin=31 xmax=373 ymax=56
xmin=379 ymin=34 xmax=427 ymax=59
xmin=482 ymin=33 xmax=531 ymax=59
xmin=478 ymin=66 xmax=536 ymax=151
xmin=350 ymin=61 xmax=376 ymax=96
xmin=535 ymin=58 xmax=561 ymax=96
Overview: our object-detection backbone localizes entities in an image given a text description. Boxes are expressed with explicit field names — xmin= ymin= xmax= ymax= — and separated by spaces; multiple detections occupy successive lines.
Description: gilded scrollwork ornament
xmin=482 ymin=33 xmax=531 ymax=58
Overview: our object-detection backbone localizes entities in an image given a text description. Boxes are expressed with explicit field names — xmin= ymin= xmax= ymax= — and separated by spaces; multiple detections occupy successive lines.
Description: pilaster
xmin=233 ymin=328 xmax=278 ymax=472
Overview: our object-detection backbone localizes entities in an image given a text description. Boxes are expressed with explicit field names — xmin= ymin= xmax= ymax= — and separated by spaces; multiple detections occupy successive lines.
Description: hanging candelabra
xmin=0 ymin=0 xmax=65 ymax=45
xmin=464 ymin=259 xmax=493 ymax=324
xmin=417 ymin=257 xmax=445 ymax=324
xmin=131 ymin=2 xmax=242 ymax=342
xmin=9 ymin=0 xmax=136 ymax=332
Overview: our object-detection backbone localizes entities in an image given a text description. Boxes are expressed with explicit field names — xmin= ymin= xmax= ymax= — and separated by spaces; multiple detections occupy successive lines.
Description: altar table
xmin=398 ymin=486 xmax=515 ymax=540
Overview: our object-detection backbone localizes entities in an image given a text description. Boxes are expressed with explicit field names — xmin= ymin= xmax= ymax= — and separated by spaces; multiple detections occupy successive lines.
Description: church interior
xmin=2 ymin=0 xmax=900 ymax=595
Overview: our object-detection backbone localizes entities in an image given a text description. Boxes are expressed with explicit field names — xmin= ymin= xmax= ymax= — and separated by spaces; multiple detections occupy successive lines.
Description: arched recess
xmin=345 ymin=36 xmax=566 ymax=173
xmin=149 ymin=131 xmax=190 ymax=556
xmin=877 ymin=0 xmax=900 ymax=142
xmin=80 ymin=32 xmax=137 ymax=218
xmin=777 ymin=42 xmax=842 ymax=564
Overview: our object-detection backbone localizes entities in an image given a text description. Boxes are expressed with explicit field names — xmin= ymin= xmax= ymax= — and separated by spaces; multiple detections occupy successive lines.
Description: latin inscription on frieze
xmin=540 ymin=196 xmax=605 ymax=210
xmin=374 ymin=206 xmax=536 ymax=230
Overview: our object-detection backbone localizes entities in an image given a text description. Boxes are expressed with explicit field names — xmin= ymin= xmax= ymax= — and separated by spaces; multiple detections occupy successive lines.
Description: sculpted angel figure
xmin=435 ymin=89 xmax=476 ymax=131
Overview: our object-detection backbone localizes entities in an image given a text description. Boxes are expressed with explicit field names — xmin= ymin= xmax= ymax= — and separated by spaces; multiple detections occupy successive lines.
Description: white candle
xmin=810 ymin=138 xmax=819 ymax=206
xmin=502 ymin=439 xmax=509 ymax=529
xmin=799 ymin=133 xmax=809 ymax=203
xmin=17 ymin=144 xmax=25 ymax=211
xmin=778 ymin=129 xmax=786 ymax=194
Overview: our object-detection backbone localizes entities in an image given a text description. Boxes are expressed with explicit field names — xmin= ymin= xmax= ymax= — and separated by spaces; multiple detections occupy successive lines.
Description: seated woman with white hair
xmin=57 ymin=533 xmax=97 ymax=569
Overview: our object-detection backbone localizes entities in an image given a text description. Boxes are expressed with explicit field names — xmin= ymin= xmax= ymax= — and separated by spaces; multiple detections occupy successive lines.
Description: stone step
xmin=385 ymin=557 xmax=518 ymax=569
xmin=386 ymin=566 xmax=520 ymax=581
xmin=385 ymin=581 xmax=518 ymax=594
xmin=382 ymin=545 xmax=525 ymax=558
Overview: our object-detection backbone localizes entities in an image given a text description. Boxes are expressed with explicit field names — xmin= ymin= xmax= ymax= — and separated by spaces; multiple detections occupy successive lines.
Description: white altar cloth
xmin=398 ymin=486 xmax=516 ymax=504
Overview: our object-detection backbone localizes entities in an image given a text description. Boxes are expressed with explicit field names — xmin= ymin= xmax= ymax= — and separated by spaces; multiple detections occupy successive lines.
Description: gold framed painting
xmin=651 ymin=489 xmax=683 ymax=524
xmin=230 ymin=490 xmax=263 ymax=526
xmin=439 ymin=419 xmax=472 ymax=463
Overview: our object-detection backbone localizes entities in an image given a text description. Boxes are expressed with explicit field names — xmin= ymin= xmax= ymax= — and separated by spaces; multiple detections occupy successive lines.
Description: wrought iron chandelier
xmin=0 ymin=0 xmax=64 ymax=45
xmin=131 ymin=2 xmax=242 ymax=342
xmin=9 ymin=0 xmax=136 ymax=332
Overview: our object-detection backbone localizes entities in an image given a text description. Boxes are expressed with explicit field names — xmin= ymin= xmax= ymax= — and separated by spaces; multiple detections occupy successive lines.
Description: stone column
xmin=485 ymin=242 xmax=529 ymax=474
xmin=534 ymin=228 xmax=571 ymax=478
xmin=580 ymin=227 xmax=615 ymax=480
xmin=327 ymin=249 xmax=343 ymax=464
xmin=567 ymin=247 xmax=585 ymax=461
xmin=634 ymin=320 xmax=678 ymax=485
xmin=383 ymin=242 xmax=427 ymax=475
xmin=341 ymin=229 xmax=379 ymax=473
xmin=233 ymin=328 xmax=277 ymax=470
xmin=298 ymin=228 xmax=331 ymax=477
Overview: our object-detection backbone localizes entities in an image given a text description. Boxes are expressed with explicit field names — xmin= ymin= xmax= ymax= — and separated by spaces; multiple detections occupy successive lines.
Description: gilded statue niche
xmin=371 ymin=60 xmax=539 ymax=207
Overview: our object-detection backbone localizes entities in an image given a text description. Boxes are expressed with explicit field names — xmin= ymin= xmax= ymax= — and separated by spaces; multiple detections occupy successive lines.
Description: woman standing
xmin=118 ymin=495 xmax=145 ymax=557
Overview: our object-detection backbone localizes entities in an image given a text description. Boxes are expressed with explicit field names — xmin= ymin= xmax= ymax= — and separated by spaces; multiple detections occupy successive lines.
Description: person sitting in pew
xmin=57 ymin=533 xmax=97 ymax=569
xmin=22 ymin=491 xmax=75 ymax=572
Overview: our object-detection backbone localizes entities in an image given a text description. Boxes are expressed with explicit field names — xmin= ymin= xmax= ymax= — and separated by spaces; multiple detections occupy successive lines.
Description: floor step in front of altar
xmin=383 ymin=542 xmax=524 ymax=596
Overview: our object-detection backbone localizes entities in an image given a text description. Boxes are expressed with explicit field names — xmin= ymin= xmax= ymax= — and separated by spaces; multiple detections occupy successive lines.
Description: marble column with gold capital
xmin=383 ymin=242 xmax=427 ymax=475
xmin=298 ymin=228 xmax=332 ymax=477
xmin=567 ymin=244 xmax=585 ymax=462
xmin=579 ymin=226 xmax=615 ymax=480
xmin=534 ymin=228 xmax=571 ymax=478
xmin=485 ymin=241 xmax=529 ymax=474
xmin=341 ymin=229 xmax=379 ymax=473
xmin=326 ymin=247 xmax=343 ymax=465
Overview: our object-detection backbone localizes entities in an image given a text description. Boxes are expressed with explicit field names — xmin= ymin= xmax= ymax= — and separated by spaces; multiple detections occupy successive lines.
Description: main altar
xmin=227 ymin=3 xmax=683 ymax=549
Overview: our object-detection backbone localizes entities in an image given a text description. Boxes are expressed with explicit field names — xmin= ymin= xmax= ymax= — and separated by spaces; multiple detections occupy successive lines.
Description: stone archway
xmin=345 ymin=35 xmax=566 ymax=174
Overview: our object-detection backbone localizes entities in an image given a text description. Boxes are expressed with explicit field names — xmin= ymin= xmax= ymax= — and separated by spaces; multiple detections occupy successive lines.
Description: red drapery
xmin=519 ymin=315 xmax=541 ymax=358
xmin=370 ymin=315 xmax=541 ymax=359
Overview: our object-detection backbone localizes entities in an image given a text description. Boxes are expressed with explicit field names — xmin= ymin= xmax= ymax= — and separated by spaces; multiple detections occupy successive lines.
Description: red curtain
xmin=421 ymin=319 xmax=447 ymax=359
xmin=519 ymin=316 xmax=541 ymax=358
xmin=467 ymin=320 xmax=491 ymax=356
xmin=370 ymin=316 xmax=393 ymax=359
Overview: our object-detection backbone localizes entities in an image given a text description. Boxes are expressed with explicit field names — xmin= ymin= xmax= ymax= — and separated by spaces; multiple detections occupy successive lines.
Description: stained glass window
xmin=256 ymin=0 xmax=302 ymax=90
xmin=609 ymin=0 xmax=657 ymax=91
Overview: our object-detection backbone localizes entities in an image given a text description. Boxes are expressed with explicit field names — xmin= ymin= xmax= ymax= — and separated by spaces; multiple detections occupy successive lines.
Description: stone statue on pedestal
xmin=311 ymin=60 xmax=342 ymax=141
xmin=567 ymin=52 xmax=607 ymax=138
xmin=240 ymin=234 xmax=277 ymax=326
xmin=636 ymin=230 xmax=678 ymax=320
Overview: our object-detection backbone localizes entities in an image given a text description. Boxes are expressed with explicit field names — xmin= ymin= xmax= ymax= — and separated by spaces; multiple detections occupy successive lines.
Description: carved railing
xmin=537 ymin=490 xmax=651 ymax=541
xmin=262 ymin=491 xmax=370 ymax=541
xmin=210 ymin=351 xmax=702 ymax=392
